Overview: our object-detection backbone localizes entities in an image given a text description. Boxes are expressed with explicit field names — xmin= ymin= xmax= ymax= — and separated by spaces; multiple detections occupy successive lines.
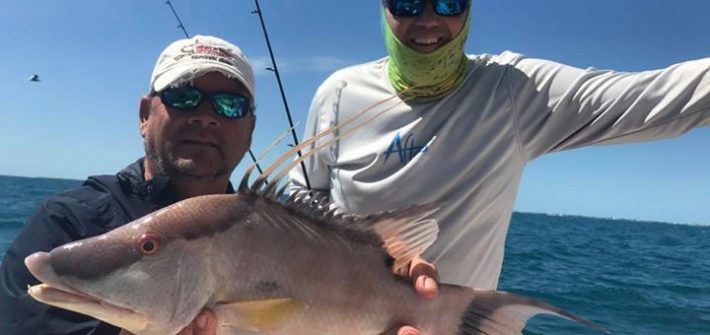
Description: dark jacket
xmin=0 ymin=158 xmax=229 ymax=335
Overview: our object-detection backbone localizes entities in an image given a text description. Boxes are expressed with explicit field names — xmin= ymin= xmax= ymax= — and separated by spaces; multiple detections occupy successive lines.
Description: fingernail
xmin=417 ymin=275 xmax=427 ymax=287
xmin=197 ymin=314 xmax=207 ymax=328
xmin=424 ymin=277 xmax=436 ymax=290
xmin=398 ymin=326 xmax=419 ymax=335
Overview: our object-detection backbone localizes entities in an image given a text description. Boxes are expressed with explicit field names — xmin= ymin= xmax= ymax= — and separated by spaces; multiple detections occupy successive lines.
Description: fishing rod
xmin=164 ymin=0 xmax=189 ymax=39
xmin=251 ymin=0 xmax=312 ymax=190
xmin=163 ymin=0 xmax=266 ymax=176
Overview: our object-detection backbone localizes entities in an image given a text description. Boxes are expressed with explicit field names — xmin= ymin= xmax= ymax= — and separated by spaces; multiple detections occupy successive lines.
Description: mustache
xmin=175 ymin=125 xmax=225 ymax=148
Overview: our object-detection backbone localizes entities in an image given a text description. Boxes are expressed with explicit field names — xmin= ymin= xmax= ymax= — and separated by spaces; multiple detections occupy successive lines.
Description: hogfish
xmin=25 ymin=94 xmax=603 ymax=334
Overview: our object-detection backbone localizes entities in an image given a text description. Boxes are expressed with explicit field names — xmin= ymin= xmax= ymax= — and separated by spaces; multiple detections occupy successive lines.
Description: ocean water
xmin=0 ymin=175 xmax=81 ymax=258
xmin=1 ymin=174 xmax=708 ymax=334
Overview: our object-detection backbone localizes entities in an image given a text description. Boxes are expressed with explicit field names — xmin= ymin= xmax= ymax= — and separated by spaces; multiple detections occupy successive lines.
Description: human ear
xmin=248 ymin=114 xmax=256 ymax=135
xmin=139 ymin=96 xmax=151 ymax=138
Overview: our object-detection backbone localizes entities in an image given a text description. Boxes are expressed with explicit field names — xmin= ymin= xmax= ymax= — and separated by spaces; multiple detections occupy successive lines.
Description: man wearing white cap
xmin=0 ymin=35 xmax=256 ymax=335
xmin=1 ymin=33 xmax=431 ymax=335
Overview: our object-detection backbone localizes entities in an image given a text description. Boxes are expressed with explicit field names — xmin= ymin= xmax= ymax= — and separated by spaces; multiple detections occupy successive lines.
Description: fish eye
xmin=136 ymin=233 xmax=161 ymax=255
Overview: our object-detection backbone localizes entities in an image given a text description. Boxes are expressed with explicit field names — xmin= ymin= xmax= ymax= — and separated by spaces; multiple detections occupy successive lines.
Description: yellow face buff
xmin=384 ymin=8 xmax=470 ymax=100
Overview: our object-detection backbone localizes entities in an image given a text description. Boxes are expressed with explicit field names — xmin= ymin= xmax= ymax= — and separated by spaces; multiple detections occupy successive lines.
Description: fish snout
xmin=46 ymin=237 xmax=140 ymax=281
xmin=25 ymin=252 xmax=54 ymax=283
xmin=25 ymin=251 xmax=77 ymax=294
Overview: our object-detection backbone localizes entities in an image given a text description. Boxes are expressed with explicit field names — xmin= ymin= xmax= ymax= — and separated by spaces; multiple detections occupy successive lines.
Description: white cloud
xmin=307 ymin=56 xmax=353 ymax=73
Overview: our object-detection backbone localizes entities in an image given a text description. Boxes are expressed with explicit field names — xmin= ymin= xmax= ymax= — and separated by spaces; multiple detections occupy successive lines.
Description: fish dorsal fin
xmin=251 ymin=92 xmax=407 ymax=191
xmin=213 ymin=298 xmax=304 ymax=332
xmin=260 ymin=192 xmax=440 ymax=271
xmin=243 ymin=87 xmax=418 ymax=199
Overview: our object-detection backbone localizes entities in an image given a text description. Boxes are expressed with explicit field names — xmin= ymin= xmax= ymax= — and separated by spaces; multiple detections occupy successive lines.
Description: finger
xmin=397 ymin=325 xmax=421 ymax=335
xmin=391 ymin=326 xmax=421 ymax=335
xmin=409 ymin=257 xmax=438 ymax=281
xmin=380 ymin=325 xmax=422 ymax=335
xmin=410 ymin=258 xmax=439 ymax=299
xmin=175 ymin=322 xmax=194 ymax=335
xmin=394 ymin=264 xmax=409 ymax=277
xmin=194 ymin=309 xmax=218 ymax=335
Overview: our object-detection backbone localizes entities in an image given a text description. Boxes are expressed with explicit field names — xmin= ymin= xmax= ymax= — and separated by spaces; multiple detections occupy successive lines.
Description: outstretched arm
xmin=507 ymin=54 xmax=710 ymax=160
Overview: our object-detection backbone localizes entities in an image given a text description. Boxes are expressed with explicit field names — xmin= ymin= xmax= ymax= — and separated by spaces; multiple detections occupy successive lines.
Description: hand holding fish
xmin=184 ymin=257 xmax=440 ymax=335
xmin=114 ymin=258 xmax=437 ymax=335
xmin=23 ymin=189 xmax=605 ymax=335
xmin=383 ymin=256 xmax=440 ymax=335
xmin=174 ymin=310 xmax=218 ymax=335
xmin=402 ymin=256 xmax=439 ymax=300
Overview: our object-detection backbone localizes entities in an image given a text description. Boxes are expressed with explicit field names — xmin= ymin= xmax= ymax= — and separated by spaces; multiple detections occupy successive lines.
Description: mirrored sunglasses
xmin=159 ymin=86 xmax=251 ymax=120
xmin=386 ymin=0 xmax=469 ymax=17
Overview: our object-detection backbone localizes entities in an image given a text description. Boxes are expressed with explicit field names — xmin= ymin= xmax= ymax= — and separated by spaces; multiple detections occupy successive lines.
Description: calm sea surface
xmin=1 ymin=175 xmax=708 ymax=334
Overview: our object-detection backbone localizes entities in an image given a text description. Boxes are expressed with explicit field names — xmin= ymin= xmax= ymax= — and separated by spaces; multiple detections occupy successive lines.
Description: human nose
xmin=187 ymin=101 xmax=221 ymax=128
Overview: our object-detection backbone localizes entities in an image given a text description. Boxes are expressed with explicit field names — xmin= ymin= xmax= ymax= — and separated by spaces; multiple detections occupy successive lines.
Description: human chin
xmin=168 ymin=154 xmax=228 ymax=179
xmin=144 ymin=136 xmax=220 ymax=178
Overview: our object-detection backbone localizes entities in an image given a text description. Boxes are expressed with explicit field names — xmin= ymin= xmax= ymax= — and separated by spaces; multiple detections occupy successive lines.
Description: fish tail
xmin=456 ymin=290 xmax=608 ymax=335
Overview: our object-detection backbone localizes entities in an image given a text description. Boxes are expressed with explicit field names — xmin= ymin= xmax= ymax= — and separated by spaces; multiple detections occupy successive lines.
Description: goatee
xmin=143 ymin=135 xmax=228 ymax=180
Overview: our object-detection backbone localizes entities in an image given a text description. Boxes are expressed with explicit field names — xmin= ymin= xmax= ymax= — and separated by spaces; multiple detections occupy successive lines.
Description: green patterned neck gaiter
xmin=384 ymin=9 xmax=470 ymax=100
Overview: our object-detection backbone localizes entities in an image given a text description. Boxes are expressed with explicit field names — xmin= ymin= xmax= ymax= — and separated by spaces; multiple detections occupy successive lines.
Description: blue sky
xmin=1 ymin=0 xmax=708 ymax=224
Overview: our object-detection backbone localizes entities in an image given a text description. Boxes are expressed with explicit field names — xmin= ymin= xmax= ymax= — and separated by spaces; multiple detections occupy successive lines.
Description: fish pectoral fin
xmin=214 ymin=298 xmax=304 ymax=331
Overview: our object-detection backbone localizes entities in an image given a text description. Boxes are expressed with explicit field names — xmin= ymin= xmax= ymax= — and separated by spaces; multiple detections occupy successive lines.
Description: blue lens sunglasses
xmin=159 ymin=86 xmax=251 ymax=120
xmin=386 ymin=0 xmax=469 ymax=18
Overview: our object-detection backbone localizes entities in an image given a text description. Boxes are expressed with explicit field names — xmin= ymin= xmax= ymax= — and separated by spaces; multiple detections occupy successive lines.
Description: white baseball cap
xmin=149 ymin=35 xmax=255 ymax=99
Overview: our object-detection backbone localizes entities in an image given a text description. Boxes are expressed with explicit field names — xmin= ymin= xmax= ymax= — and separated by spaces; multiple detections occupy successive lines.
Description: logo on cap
xmin=175 ymin=44 xmax=237 ymax=67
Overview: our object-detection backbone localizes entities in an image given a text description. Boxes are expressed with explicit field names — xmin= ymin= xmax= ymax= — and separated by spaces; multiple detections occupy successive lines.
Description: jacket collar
xmin=116 ymin=158 xmax=235 ymax=198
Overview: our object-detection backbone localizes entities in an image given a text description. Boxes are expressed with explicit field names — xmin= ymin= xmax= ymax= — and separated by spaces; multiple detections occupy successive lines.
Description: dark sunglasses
xmin=159 ymin=86 xmax=251 ymax=120
xmin=385 ymin=0 xmax=469 ymax=17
